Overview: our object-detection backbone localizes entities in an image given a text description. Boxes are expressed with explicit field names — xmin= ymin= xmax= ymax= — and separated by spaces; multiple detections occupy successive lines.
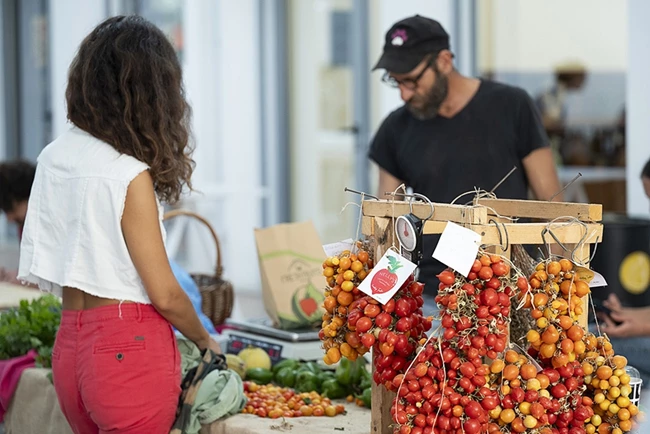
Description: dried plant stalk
xmin=510 ymin=244 xmax=536 ymax=347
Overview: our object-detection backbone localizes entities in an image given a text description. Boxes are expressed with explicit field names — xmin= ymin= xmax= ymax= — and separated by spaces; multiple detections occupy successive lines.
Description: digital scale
xmin=220 ymin=318 xmax=325 ymax=364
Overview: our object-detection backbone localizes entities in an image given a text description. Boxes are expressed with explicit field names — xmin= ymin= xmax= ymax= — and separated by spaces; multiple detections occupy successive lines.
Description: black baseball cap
xmin=373 ymin=15 xmax=450 ymax=74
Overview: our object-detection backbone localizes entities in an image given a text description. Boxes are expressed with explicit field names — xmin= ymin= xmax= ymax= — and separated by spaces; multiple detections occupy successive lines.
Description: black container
xmin=590 ymin=213 xmax=650 ymax=307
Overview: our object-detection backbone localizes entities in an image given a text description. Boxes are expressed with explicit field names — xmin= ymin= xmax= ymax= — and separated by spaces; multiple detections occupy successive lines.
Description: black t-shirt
xmin=369 ymin=80 xmax=548 ymax=292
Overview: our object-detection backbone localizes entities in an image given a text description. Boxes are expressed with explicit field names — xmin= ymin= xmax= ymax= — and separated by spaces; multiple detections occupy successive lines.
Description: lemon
xmin=619 ymin=251 xmax=650 ymax=294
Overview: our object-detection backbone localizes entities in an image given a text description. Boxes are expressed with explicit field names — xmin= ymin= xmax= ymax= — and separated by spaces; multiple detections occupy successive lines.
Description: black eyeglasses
xmin=382 ymin=60 xmax=433 ymax=90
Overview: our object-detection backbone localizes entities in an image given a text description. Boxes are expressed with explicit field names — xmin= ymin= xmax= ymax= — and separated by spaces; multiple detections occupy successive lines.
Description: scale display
xmin=228 ymin=333 xmax=284 ymax=363
xmin=396 ymin=214 xmax=418 ymax=252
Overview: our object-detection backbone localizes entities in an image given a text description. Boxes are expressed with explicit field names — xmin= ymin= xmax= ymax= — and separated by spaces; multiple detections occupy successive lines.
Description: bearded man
xmin=369 ymin=15 xmax=562 ymax=295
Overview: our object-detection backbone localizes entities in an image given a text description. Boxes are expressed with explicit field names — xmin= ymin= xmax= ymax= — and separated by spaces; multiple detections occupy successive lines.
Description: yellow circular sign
xmin=619 ymin=251 xmax=650 ymax=294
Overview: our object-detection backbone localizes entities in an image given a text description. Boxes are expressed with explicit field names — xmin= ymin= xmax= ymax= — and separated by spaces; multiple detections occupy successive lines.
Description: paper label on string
xmin=322 ymin=239 xmax=354 ymax=257
xmin=575 ymin=266 xmax=608 ymax=288
xmin=432 ymin=222 xmax=481 ymax=277
xmin=358 ymin=249 xmax=417 ymax=305
xmin=589 ymin=271 xmax=607 ymax=288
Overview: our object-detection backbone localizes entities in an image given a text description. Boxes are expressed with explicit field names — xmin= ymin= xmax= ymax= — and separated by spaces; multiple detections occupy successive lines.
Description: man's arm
xmin=522 ymin=147 xmax=563 ymax=202
xmin=377 ymin=168 xmax=403 ymax=200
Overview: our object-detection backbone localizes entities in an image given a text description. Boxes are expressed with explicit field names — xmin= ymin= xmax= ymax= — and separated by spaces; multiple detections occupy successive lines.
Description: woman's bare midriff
xmin=62 ymin=286 xmax=134 ymax=310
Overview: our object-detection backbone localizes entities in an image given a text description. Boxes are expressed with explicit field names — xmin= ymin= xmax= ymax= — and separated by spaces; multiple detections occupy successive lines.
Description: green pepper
xmin=360 ymin=387 xmax=372 ymax=409
xmin=359 ymin=367 xmax=372 ymax=390
xmin=272 ymin=359 xmax=300 ymax=374
xmin=295 ymin=370 xmax=320 ymax=393
xmin=321 ymin=378 xmax=346 ymax=399
xmin=275 ymin=367 xmax=296 ymax=388
xmin=318 ymin=371 xmax=335 ymax=384
xmin=349 ymin=359 xmax=364 ymax=386
xmin=335 ymin=358 xmax=352 ymax=385
xmin=298 ymin=361 xmax=321 ymax=375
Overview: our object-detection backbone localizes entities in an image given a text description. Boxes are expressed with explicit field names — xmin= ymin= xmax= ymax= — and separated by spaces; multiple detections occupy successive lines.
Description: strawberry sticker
xmin=358 ymin=249 xmax=417 ymax=304
xmin=370 ymin=255 xmax=403 ymax=294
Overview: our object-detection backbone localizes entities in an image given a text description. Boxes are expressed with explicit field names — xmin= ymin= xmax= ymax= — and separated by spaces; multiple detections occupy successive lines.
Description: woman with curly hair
xmin=17 ymin=15 xmax=220 ymax=433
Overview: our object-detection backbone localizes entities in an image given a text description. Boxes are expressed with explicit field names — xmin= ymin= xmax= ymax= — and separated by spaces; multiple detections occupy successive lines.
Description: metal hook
xmin=541 ymin=227 xmax=569 ymax=259
xmin=571 ymin=230 xmax=589 ymax=264
xmin=588 ymin=235 xmax=600 ymax=264
xmin=541 ymin=218 xmax=591 ymax=264
xmin=384 ymin=192 xmax=435 ymax=221
xmin=488 ymin=219 xmax=510 ymax=252
xmin=344 ymin=187 xmax=379 ymax=201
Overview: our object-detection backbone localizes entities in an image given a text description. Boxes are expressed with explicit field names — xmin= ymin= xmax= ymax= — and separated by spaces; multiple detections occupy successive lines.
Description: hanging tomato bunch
xmin=348 ymin=277 xmax=432 ymax=391
xmin=391 ymin=253 xmax=517 ymax=434
xmin=319 ymin=245 xmax=432 ymax=375
xmin=391 ymin=253 xmax=643 ymax=434
xmin=320 ymin=246 xmax=374 ymax=364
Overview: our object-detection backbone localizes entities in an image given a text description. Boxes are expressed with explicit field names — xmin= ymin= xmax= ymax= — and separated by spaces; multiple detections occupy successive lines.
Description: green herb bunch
xmin=0 ymin=295 xmax=61 ymax=367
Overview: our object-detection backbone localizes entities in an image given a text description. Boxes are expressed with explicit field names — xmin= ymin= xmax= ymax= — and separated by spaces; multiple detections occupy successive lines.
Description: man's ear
xmin=436 ymin=50 xmax=454 ymax=74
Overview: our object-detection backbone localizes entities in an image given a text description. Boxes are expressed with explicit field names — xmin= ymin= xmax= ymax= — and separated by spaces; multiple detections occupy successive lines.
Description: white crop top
xmin=17 ymin=126 xmax=166 ymax=304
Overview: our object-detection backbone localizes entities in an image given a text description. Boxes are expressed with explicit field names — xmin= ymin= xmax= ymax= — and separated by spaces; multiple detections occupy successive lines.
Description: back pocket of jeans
xmin=93 ymin=341 xmax=146 ymax=354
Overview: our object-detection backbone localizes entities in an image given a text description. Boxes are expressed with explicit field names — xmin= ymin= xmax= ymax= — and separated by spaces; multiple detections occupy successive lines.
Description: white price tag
xmin=589 ymin=271 xmax=608 ymax=288
xmin=432 ymin=222 xmax=481 ymax=277
xmin=358 ymin=250 xmax=417 ymax=305
xmin=575 ymin=266 xmax=608 ymax=288
xmin=322 ymin=239 xmax=354 ymax=257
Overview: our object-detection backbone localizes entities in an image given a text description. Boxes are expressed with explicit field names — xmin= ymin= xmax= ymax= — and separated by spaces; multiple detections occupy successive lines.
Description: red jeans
xmin=52 ymin=303 xmax=181 ymax=434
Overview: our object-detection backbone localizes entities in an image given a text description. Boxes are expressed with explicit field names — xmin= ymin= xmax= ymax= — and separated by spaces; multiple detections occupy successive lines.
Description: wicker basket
xmin=163 ymin=209 xmax=234 ymax=327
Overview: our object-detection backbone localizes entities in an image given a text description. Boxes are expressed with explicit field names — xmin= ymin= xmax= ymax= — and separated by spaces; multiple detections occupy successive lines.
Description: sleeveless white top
xmin=17 ymin=126 xmax=166 ymax=304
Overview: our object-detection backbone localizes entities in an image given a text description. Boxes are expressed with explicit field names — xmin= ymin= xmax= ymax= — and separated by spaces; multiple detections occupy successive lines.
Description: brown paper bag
xmin=254 ymin=221 xmax=327 ymax=330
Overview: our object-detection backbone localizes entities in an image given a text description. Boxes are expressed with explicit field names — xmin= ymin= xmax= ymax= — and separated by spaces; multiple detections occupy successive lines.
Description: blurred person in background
xmin=0 ymin=160 xmax=35 ymax=240
xmin=369 ymin=15 xmax=562 ymax=301
xmin=598 ymin=157 xmax=650 ymax=386
xmin=535 ymin=61 xmax=588 ymax=166
xmin=536 ymin=61 xmax=587 ymax=135
xmin=0 ymin=160 xmax=36 ymax=283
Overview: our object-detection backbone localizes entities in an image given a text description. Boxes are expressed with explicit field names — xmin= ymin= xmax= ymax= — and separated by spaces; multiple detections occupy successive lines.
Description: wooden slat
xmin=370 ymin=364 xmax=394 ymax=434
xmin=422 ymin=222 xmax=603 ymax=246
xmin=476 ymin=198 xmax=603 ymax=222
xmin=362 ymin=200 xmax=488 ymax=224
xmin=369 ymin=217 xmax=396 ymax=434
xmin=362 ymin=216 xmax=374 ymax=238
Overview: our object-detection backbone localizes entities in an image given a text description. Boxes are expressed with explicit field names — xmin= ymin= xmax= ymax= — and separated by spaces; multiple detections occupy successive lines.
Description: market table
xmin=4 ymin=369 xmax=371 ymax=434
xmin=199 ymin=404 xmax=370 ymax=434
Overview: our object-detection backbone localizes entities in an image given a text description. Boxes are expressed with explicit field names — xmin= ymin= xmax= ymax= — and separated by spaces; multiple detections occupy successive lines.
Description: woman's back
xmin=19 ymin=126 xmax=163 ymax=303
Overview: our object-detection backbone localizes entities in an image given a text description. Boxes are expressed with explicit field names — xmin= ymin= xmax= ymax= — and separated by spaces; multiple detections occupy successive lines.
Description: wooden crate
xmin=361 ymin=198 xmax=603 ymax=434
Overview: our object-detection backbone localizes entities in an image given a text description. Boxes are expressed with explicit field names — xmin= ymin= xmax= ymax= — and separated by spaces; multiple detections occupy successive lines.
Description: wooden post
xmin=366 ymin=216 xmax=397 ymax=434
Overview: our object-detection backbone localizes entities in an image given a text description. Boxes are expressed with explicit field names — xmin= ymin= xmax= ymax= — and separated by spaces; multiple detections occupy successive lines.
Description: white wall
xmin=178 ymin=0 xmax=267 ymax=321
xmin=626 ymin=0 xmax=650 ymax=217
xmin=479 ymin=0 xmax=627 ymax=72
xmin=48 ymin=0 xmax=106 ymax=137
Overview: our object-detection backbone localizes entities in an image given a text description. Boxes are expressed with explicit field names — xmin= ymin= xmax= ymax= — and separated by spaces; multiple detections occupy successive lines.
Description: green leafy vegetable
xmin=0 ymin=295 xmax=61 ymax=367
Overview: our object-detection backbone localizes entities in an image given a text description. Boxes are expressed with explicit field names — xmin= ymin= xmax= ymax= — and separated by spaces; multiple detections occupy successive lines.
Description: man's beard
xmin=406 ymin=68 xmax=449 ymax=120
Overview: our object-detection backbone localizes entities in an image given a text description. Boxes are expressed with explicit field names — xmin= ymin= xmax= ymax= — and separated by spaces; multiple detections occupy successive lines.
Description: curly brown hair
xmin=0 ymin=160 xmax=36 ymax=213
xmin=66 ymin=15 xmax=194 ymax=204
